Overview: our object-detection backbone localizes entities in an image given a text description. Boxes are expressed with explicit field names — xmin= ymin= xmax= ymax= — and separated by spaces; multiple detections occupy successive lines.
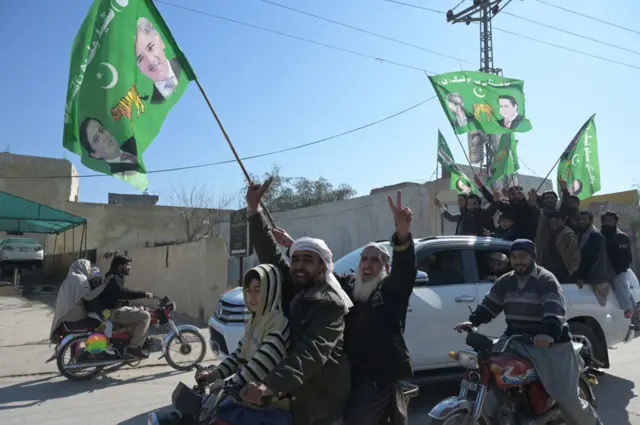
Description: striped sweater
xmin=215 ymin=264 xmax=291 ymax=390
xmin=469 ymin=265 xmax=571 ymax=342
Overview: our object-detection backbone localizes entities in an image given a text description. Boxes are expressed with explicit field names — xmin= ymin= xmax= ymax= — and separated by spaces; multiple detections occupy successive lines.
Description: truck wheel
xmin=569 ymin=322 xmax=606 ymax=366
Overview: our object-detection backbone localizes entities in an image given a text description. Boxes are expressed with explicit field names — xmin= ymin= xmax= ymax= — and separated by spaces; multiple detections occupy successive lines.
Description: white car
xmin=0 ymin=237 xmax=44 ymax=271
xmin=208 ymin=236 xmax=631 ymax=375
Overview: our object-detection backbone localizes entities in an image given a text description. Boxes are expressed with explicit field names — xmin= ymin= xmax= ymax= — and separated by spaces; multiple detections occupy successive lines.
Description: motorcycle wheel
xmin=56 ymin=334 xmax=104 ymax=381
xmin=425 ymin=412 xmax=491 ymax=424
xmin=165 ymin=329 xmax=207 ymax=371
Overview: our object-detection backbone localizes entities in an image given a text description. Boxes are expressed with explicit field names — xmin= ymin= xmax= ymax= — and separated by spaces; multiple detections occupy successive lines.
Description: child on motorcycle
xmin=195 ymin=264 xmax=291 ymax=425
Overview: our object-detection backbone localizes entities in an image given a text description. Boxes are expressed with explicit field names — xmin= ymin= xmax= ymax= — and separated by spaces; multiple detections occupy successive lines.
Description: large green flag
xmin=437 ymin=131 xmax=477 ymax=194
xmin=487 ymin=133 xmax=520 ymax=186
xmin=429 ymin=71 xmax=532 ymax=135
xmin=557 ymin=114 xmax=600 ymax=200
xmin=63 ymin=0 xmax=196 ymax=190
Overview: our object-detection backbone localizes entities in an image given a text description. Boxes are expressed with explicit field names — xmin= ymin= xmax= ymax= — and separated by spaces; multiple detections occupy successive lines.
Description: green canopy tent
xmin=0 ymin=191 xmax=88 ymax=254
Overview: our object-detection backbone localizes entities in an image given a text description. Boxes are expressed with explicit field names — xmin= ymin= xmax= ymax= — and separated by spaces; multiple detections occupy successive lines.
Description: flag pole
xmin=536 ymin=156 xmax=562 ymax=192
xmin=195 ymin=80 xmax=277 ymax=227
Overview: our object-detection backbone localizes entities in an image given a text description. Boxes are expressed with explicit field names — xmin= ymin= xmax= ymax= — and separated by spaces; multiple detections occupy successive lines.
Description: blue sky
xmin=2 ymin=0 xmax=639 ymax=205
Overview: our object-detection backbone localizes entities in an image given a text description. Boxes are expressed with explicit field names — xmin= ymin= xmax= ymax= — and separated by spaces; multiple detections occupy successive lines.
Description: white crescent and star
xmin=571 ymin=154 xmax=581 ymax=166
xmin=111 ymin=0 xmax=128 ymax=12
xmin=98 ymin=62 xmax=119 ymax=90
xmin=473 ymin=87 xmax=486 ymax=98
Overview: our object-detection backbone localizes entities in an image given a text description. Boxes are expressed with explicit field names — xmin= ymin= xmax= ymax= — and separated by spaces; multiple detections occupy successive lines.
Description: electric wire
xmin=257 ymin=0 xmax=471 ymax=64
xmin=534 ymin=0 xmax=640 ymax=37
xmin=156 ymin=0 xmax=437 ymax=74
xmin=3 ymin=97 xmax=436 ymax=179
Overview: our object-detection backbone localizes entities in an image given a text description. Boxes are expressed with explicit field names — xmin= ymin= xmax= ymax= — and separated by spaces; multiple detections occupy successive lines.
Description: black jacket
xmin=340 ymin=234 xmax=416 ymax=385
xmin=603 ymin=228 xmax=633 ymax=275
xmin=98 ymin=273 xmax=146 ymax=310
xmin=492 ymin=227 xmax=518 ymax=242
xmin=481 ymin=186 xmax=537 ymax=240
xmin=575 ymin=228 xmax=615 ymax=285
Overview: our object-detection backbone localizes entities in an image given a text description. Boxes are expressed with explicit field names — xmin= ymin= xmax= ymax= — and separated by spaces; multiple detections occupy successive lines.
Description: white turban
xmin=290 ymin=237 xmax=354 ymax=313
xmin=361 ymin=242 xmax=390 ymax=263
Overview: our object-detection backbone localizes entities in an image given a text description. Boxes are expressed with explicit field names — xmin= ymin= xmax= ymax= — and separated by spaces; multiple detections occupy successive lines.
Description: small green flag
xmin=437 ymin=131 xmax=477 ymax=194
xmin=429 ymin=71 xmax=532 ymax=135
xmin=63 ymin=0 xmax=196 ymax=190
xmin=557 ymin=114 xmax=600 ymax=200
xmin=487 ymin=133 xmax=520 ymax=186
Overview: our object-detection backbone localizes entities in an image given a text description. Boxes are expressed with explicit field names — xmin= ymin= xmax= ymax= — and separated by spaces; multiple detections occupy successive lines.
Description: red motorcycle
xmin=426 ymin=326 xmax=597 ymax=425
xmin=47 ymin=296 xmax=207 ymax=381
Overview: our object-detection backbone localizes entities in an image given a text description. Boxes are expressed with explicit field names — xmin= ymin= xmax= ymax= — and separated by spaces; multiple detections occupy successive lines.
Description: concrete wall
xmin=0 ymin=153 xmax=79 ymax=205
xmin=96 ymin=237 xmax=229 ymax=322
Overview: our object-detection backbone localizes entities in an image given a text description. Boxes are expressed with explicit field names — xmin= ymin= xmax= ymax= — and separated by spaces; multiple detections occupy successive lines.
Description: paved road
xmin=0 ymin=294 xmax=638 ymax=424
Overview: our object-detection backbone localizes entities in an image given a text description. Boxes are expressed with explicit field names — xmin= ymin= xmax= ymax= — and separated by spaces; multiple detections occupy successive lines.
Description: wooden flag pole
xmin=195 ymin=80 xmax=277 ymax=227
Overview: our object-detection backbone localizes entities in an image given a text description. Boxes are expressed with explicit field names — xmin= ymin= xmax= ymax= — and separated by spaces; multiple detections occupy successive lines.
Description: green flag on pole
xmin=557 ymin=114 xmax=600 ymax=200
xmin=487 ymin=133 xmax=520 ymax=186
xmin=429 ymin=71 xmax=532 ymax=135
xmin=63 ymin=0 xmax=196 ymax=190
xmin=437 ymin=131 xmax=477 ymax=194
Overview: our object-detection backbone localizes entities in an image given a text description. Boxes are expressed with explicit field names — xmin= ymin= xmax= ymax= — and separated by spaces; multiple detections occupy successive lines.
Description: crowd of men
xmin=435 ymin=177 xmax=636 ymax=310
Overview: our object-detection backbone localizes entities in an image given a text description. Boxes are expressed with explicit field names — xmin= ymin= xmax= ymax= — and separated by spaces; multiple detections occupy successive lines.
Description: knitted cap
xmin=510 ymin=239 xmax=536 ymax=258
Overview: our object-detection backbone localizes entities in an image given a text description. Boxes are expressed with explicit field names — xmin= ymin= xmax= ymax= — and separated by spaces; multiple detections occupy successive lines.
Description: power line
xmin=384 ymin=0 xmax=640 ymax=72
xmin=501 ymin=11 xmax=640 ymax=57
xmin=155 ymin=1 xmax=437 ymax=74
xmin=534 ymin=0 xmax=640 ymax=37
xmin=384 ymin=0 xmax=446 ymax=15
xmin=492 ymin=27 xmax=640 ymax=71
xmin=3 ymin=97 xmax=436 ymax=179
xmin=257 ymin=0 xmax=472 ymax=64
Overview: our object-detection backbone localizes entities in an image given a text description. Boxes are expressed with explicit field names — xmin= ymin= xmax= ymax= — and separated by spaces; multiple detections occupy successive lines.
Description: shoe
xmin=125 ymin=346 xmax=149 ymax=359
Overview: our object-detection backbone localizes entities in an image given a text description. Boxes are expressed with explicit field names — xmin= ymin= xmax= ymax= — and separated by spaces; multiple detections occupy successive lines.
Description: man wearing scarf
xmin=340 ymin=191 xmax=416 ymax=425
xmin=243 ymin=179 xmax=352 ymax=425
xmin=268 ymin=193 xmax=416 ymax=425
xmin=601 ymin=211 xmax=636 ymax=311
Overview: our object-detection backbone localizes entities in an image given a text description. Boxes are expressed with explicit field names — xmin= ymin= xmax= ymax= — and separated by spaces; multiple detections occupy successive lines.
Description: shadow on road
xmin=0 ymin=369 xmax=182 ymax=411
xmin=593 ymin=373 xmax=636 ymax=425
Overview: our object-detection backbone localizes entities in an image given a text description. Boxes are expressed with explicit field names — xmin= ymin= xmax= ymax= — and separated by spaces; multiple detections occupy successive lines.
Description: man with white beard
xmin=272 ymin=191 xmax=417 ymax=425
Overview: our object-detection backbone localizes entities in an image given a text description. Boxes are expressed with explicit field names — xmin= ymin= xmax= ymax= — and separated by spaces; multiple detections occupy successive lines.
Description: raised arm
xmin=386 ymin=191 xmax=417 ymax=302
xmin=434 ymin=196 xmax=460 ymax=223
xmin=246 ymin=179 xmax=290 ymax=274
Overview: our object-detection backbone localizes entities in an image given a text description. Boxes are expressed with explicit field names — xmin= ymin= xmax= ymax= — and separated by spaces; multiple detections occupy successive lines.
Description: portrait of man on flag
xmin=135 ymin=17 xmax=183 ymax=104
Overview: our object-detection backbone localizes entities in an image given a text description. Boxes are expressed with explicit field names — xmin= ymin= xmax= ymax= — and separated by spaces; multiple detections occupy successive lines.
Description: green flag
xmin=437 ymin=131 xmax=476 ymax=194
xmin=487 ymin=133 xmax=520 ymax=185
xmin=429 ymin=71 xmax=532 ymax=135
xmin=63 ymin=0 xmax=196 ymax=190
xmin=557 ymin=114 xmax=600 ymax=200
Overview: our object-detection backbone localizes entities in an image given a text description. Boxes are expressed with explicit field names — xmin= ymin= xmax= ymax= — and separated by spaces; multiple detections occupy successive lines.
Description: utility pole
xmin=446 ymin=0 xmax=512 ymax=187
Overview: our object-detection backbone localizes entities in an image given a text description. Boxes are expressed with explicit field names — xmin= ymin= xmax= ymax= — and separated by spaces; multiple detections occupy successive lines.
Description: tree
xmin=249 ymin=165 xmax=357 ymax=212
xmin=168 ymin=184 xmax=235 ymax=242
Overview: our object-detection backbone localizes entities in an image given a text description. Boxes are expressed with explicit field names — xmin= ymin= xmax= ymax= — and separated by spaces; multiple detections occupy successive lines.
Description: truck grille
xmin=214 ymin=300 xmax=250 ymax=324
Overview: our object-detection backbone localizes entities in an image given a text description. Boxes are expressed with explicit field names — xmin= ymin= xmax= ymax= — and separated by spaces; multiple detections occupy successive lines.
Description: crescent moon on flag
xmin=111 ymin=0 xmax=128 ymax=12
xmin=100 ymin=62 xmax=119 ymax=90
xmin=571 ymin=154 xmax=580 ymax=166
xmin=473 ymin=87 xmax=486 ymax=98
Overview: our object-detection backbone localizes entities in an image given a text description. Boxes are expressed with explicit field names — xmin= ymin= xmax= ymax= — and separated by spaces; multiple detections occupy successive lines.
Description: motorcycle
xmin=47 ymin=296 xmax=207 ymax=381
xmin=148 ymin=365 xmax=421 ymax=425
xmin=427 ymin=326 xmax=598 ymax=425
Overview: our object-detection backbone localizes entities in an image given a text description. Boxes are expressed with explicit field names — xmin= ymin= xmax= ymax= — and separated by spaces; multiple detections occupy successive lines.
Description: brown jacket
xmin=538 ymin=225 xmax=580 ymax=279
xmin=248 ymin=209 xmax=351 ymax=425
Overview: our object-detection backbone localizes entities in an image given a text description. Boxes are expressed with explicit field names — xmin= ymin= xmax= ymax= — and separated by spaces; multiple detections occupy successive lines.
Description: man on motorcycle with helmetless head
xmin=454 ymin=239 xmax=603 ymax=425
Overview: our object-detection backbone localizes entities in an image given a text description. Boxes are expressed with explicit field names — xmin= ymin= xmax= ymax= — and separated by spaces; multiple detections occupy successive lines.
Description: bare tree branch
xmin=169 ymin=183 xmax=236 ymax=242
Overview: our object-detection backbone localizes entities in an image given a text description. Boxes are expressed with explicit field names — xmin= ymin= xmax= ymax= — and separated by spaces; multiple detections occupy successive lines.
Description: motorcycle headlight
xmin=452 ymin=349 xmax=480 ymax=369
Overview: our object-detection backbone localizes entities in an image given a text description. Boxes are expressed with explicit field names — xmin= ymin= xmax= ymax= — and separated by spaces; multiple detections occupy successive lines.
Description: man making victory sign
xmin=269 ymin=192 xmax=417 ymax=425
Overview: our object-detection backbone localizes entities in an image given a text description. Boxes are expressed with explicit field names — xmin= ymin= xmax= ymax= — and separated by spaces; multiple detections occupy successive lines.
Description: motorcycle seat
xmin=62 ymin=317 xmax=102 ymax=332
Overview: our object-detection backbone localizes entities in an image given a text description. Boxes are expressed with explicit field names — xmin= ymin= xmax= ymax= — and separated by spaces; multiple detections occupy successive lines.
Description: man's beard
xmin=352 ymin=269 xmax=388 ymax=301
xmin=513 ymin=262 xmax=534 ymax=277
xmin=601 ymin=225 xmax=616 ymax=235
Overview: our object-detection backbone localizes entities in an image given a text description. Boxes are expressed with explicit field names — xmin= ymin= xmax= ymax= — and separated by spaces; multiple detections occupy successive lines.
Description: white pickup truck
xmin=208 ymin=236 xmax=631 ymax=377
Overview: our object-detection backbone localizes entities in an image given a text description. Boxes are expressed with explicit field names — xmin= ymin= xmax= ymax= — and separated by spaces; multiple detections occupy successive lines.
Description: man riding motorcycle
xmin=97 ymin=255 xmax=154 ymax=359
xmin=454 ymin=239 xmax=603 ymax=425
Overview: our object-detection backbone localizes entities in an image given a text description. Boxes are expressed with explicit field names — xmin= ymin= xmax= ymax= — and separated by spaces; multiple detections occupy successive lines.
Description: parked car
xmin=208 ymin=236 xmax=631 ymax=377
xmin=0 ymin=237 xmax=44 ymax=272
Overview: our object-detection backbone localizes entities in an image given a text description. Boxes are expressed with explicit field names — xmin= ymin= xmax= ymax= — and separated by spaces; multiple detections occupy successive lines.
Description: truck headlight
xmin=450 ymin=349 xmax=479 ymax=369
